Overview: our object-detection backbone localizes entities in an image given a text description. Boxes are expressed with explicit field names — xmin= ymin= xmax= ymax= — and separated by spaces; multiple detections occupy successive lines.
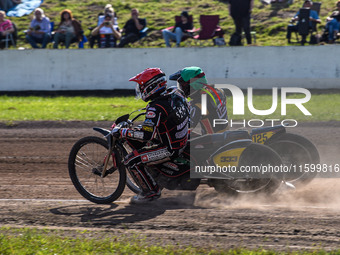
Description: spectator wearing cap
xmin=286 ymin=0 xmax=321 ymax=43
xmin=162 ymin=11 xmax=193 ymax=47
xmin=117 ymin=8 xmax=146 ymax=47
xmin=25 ymin=8 xmax=51 ymax=49
xmin=91 ymin=12 xmax=121 ymax=48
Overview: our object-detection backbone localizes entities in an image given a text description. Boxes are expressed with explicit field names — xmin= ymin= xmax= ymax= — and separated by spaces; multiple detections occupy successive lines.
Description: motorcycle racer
xmin=170 ymin=66 xmax=228 ymax=135
xmin=115 ymin=68 xmax=190 ymax=204
xmin=171 ymin=67 xmax=298 ymax=191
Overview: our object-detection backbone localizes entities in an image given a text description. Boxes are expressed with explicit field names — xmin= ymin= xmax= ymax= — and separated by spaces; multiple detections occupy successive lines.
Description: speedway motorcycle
xmin=68 ymin=109 xmax=285 ymax=204
xmin=167 ymin=72 xmax=319 ymax=186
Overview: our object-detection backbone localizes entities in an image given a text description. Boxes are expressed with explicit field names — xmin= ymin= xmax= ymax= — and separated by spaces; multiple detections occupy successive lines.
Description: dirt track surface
xmin=0 ymin=121 xmax=339 ymax=251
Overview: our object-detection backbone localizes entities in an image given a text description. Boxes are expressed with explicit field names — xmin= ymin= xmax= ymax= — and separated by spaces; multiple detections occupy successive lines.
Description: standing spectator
xmin=162 ymin=11 xmax=193 ymax=47
xmin=228 ymin=0 xmax=254 ymax=45
xmin=53 ymin=9 xmax=83 ymax=49
xmin=0 ymin=10 xmax=14 ymax=48
xmin=325 ymin=0 xmax=340 ymax=43
xmin=286 ymin=0 xmax=321 ymax=44
xmin=91 ymin=13 xmax=121 ymax=48
xmin=25 ymin=8 xmax=51 ymax=49
xmin=118 ymin=8 xmax=145 ymax=48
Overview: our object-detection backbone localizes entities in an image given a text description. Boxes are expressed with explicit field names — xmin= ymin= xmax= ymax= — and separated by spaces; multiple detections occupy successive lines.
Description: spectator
xmin=228 ymin=0 xmax=254 ymax=45
xmin=0 ymin=10 xmax=14 ymax=48
xmin=162 ymin=11 xmax=193 ymax=47
xmin=97 ymin=4 xmax=118 ymax=27
xmin=53 ymin=9 xmax=83 ymax=49
xmin=0 ymin=0 xmax=20 ymax=12
xmin=90 ymin=4 xmax=118 ymax=48
xmin=118 ymin=8 xmax=145 ymax=47
xmin=286 ymin=0 xmax=321 ymax=44
xmin=91 ymin=13 xmax=121 ymax=48
xmin=25 ymin=8 xmax=51 ymax=49
xmin=325 ymin=0 xmax=340 ymax=43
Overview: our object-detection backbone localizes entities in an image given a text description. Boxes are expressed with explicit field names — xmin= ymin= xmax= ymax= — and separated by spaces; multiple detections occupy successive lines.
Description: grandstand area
xmin=5 ymin=0 xmax=340 ymax=48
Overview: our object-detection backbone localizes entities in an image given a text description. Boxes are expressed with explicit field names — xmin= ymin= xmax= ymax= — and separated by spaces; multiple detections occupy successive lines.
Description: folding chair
xmin=0 ymin=22 xmax=17 ymax=49
xmin=193 ymin=15 xmax=225 ymax=45
xmin=0 ymin=33 xmax=15 ymax=48
xmin=138 ymin=18 xmax=148 ymax=39
xmin=292 ymin=2 xmax=321 ymax=45
xmin=311 ymin=2 xmax=321 ymax=14
xmin=128 ymin=18 xmax=149 ymax=47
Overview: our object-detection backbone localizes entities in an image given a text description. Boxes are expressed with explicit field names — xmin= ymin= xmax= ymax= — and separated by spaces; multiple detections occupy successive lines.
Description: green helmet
xmin=178 ymin=66 xmax=208 ymax=97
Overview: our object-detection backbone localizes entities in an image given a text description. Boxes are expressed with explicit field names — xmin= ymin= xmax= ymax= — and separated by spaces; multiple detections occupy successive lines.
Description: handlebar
xmin=131 ymin=112 xmax=146 ymax=122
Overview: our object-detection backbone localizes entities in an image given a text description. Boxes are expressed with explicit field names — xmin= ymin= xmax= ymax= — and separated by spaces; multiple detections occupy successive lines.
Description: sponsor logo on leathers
xmin=141 ymin=148 xmax=172 ymax=162
xmin=146 ymin=111 xmax=156 ymax=118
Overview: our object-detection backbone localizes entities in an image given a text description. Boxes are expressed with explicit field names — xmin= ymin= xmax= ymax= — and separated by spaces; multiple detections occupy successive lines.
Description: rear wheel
xmin=212 ymin=143 xmax=282 ymax=195
xmin=68 ymin=136 xmax=126 ymax=204
xmin=266 ymin=132 xmax=319 ymax=184
xmin=267 ymin=140 xmax=311 ymax=183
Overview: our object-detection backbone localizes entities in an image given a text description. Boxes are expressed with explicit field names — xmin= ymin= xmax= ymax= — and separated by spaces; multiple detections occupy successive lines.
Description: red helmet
xmin=129 ymin=68 xmax=167 ymax=101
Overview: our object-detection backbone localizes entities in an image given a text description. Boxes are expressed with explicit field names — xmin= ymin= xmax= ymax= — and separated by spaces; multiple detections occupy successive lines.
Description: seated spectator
xmin=97 ymin=4 xmax=118 ymax=26
xmin=25 ymin=8 xmax=51 ymax=49
xmin=162 ymin=11 xmax=193 ymax=47
xmin=89 ymin=4 xmax=118 ymax=48
xmin=0 ymin=10 xmax=14 ymax=48
xmin=118 ymin=8 xmax=145 ymax=48
xmin=0 ymin=0 xmax=21 ymax=12
xmin=325 ymin=0 xmax=340 ymax=43
xmin=286 ymin=0 xmax=321 ymax=44
xmin=53 ymin=9 xmax=83 ymax=49
xmin=91 ymin=13 xmax=121 ymax=48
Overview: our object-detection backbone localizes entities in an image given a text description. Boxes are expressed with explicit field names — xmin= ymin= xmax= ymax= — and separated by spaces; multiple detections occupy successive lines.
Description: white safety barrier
xmin=0 ymin=46 xmax=339 ymax=91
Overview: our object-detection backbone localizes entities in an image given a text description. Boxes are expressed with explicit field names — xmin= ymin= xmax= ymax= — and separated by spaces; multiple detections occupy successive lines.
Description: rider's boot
xmin=128 ymin=164 xmax=161 ymax=204
xmin=130 ymin=187 xmax=161 ymax=204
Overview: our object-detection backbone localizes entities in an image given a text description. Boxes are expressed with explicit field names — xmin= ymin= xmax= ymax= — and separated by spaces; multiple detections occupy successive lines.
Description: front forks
xmin=101 ymin=147 xmax=113 ymax=178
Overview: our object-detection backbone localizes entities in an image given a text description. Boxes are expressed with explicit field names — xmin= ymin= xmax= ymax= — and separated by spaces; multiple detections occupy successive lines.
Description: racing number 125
xmin=252 ymin=133 xmax=268 ymax=144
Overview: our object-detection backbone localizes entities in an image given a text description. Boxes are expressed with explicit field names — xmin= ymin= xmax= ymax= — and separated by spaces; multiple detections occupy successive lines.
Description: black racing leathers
xmin=120 ymin=90 xmax=190 ymax=193
xmin=190 ymin=86 xmax=228 ymax=135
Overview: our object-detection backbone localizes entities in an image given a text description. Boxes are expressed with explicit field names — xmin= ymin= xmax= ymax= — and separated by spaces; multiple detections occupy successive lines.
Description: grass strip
xmin=0 ymin=227 xmax=339 ymax=255
xmin=0 ymin=94 xmax=339 ymax=122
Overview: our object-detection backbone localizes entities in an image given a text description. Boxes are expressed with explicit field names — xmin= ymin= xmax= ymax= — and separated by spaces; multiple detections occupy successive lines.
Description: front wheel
xmin=68 ymin=136 xmax=126 ymax=204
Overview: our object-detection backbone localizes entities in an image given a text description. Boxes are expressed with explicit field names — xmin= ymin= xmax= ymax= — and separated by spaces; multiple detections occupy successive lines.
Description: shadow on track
xmin=49 ymin=193 xmax=203 ymax=226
